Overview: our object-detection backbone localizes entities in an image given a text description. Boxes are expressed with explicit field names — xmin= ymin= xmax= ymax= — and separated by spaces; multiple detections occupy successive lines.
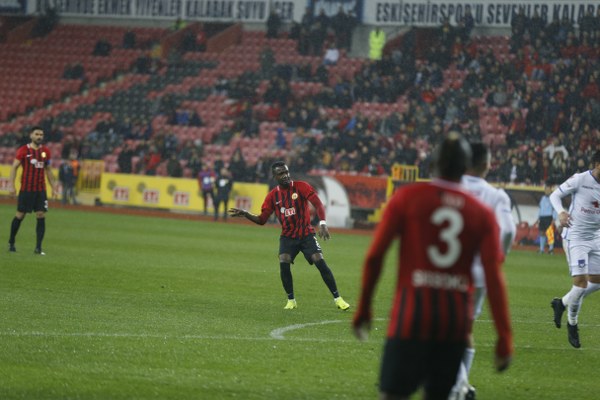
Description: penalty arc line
xmin=3 ymin=317 xmax=600 ymax=350
xmin=268 ymin=317 xmax=600 ymax=340
xmin=270 ymin=320 xmax=343 ymax=340
xmin=269 ymin=317 xmax=388 ymax=340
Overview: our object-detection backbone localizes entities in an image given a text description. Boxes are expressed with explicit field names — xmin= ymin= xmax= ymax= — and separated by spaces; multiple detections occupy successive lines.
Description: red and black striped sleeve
xmin=257 ymin=188 xmax=275 ymax=224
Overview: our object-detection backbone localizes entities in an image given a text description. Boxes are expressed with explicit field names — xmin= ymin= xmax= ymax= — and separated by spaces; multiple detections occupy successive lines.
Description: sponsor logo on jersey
xmin=284 ymin=207 xmax=296 ymax=217
xmin=579 ymin=206 xmax=600 ymax=214
xmin=30 ymin=158 xmax=44 ymax=168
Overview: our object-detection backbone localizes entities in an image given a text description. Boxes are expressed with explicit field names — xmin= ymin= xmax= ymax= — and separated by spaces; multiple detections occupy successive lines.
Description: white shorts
xmin=563 ymin=238 xmax=600 ymax=276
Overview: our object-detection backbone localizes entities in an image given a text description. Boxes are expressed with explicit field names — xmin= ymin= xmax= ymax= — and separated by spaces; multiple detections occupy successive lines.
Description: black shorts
xmin=17 ymin=191 xmax=48 ymax=213
xmin=379 ymin=338 xmax=466 ymax=399
xmin=279 ymin=235 xmax=322 ymax=265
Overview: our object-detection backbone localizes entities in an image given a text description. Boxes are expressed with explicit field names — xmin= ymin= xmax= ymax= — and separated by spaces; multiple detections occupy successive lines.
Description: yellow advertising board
xmin=100 ymin=173 xmax=269 ymax=214
xmin=0 ymin=164 xmax=59 ymax=197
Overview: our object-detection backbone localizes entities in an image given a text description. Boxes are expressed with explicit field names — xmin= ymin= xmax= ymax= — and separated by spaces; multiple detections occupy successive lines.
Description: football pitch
xmin=1 ymin=203 xmax=599 ymax=400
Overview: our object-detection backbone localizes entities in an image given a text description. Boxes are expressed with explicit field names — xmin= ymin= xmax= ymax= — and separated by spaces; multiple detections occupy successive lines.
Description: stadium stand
xmin=0 ymin=16 xmax=598 ymax=190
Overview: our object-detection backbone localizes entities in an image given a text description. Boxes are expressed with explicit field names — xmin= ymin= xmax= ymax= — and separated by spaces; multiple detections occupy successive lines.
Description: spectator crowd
xmin=3 ymin=6 xmax=600 ymax=188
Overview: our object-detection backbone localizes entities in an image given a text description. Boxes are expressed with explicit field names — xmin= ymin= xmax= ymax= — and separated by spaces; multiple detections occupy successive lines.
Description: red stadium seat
xmin=514 ymin=222 xmax=530 ymax=244
xmin=527 ymin=222 xmax=540 ymax=244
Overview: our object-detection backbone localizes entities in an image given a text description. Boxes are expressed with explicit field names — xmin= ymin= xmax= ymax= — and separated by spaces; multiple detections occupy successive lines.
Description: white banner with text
xmin=363 ymin=0 xmax=600 ymax=27
xmin=28 ymin=0 xmax=306 ymax=22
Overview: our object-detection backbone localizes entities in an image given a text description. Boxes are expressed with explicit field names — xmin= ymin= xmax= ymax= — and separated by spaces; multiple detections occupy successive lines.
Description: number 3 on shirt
xmin=427 ymin=207 xmax=463 ymax=269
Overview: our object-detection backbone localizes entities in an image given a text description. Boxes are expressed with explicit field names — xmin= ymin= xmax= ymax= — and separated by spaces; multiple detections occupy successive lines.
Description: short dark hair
xmin=30 ymin=126 xmax=43 ymax=133
xmin=271 ymin=161 xmax=286 ymax=174
xmin=592 ymin=151 xmax=600 ymax=165
xmin=433 ymin=132 xmax=472 ymax=181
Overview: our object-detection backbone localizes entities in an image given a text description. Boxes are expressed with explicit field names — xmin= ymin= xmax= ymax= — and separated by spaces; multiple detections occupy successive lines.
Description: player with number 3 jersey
xmin=353 ymin=133 xmax=513 ymax=400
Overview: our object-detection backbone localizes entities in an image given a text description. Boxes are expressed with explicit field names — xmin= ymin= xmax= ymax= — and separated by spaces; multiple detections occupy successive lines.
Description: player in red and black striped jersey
xmin=229 ymin=161 xmax=350 ymax=310
xmin=8 ymin=126 xmax=57 ymax=255
xmin=353 ymin=133 xmax=513 ymax=400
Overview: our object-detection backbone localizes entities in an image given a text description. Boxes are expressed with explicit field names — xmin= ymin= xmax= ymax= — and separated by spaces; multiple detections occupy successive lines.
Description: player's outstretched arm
xmin=480 ymin=208 xmax=513 ymax=372
xmin=228 ymin=208 xmax=265 ymax=225
xmin=228 ymin=208 xmax=246 ymax=217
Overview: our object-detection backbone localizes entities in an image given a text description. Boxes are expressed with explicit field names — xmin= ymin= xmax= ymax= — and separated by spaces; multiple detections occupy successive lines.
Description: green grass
xmin=0 ymin=203 xmax=599 ymax=399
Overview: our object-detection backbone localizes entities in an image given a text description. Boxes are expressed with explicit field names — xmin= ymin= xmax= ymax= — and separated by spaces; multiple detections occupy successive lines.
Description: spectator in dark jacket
xmin=266 ymin=10 xmax=282 ymax=38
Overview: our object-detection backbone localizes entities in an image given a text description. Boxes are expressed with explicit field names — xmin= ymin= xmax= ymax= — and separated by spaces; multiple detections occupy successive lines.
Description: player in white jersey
xmin=549 ymin=150 xmax=600 ymax=348
xmin=450 ymin=142 xmax=516 ymax=400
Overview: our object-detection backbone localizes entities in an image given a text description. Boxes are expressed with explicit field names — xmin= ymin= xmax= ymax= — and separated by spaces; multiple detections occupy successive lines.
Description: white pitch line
xmin=269 ymin=317 xmax=388 ymax=340
xmin=269 ymin=320 xmax=343 ymax=340
xmin=0 ymin=330 xmax=356 ymax=343
xmin=477 ymin=319 xmax=600 ymax=327
xmin=2 ymin=330 xmax=599 ymax=351
xmin=3 ymin=316 xmax=600 ymax=351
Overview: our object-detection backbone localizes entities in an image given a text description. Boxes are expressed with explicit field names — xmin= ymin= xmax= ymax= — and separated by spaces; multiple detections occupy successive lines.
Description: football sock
xmin=36 ymin=218 xmax=46 ymax=249
xmin=9 ymin=217 xmax=23 ymax=244
xmin=583 ymin=282 xmax=600 ymax=297
xmin=279 ymin=262 xmax=294 ymax=299
xmin=314 ymin=259 xmax=339 ymax=298
xmin=565 ymin=285 xmax=585 ymax=325
xmin=576 ymin=282 xmax=600 ymax=314
xmin=463 ymin=347 xmax=476 ymax=377
xmin=451 ymin=363 xmax=468 ymax=394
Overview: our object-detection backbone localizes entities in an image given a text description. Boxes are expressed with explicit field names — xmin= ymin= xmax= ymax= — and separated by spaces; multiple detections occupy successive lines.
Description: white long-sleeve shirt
xmin=462 ymin=175 xmax=516 ymax=287
xmin=550 ymin=170 xmax=600 ymax=241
